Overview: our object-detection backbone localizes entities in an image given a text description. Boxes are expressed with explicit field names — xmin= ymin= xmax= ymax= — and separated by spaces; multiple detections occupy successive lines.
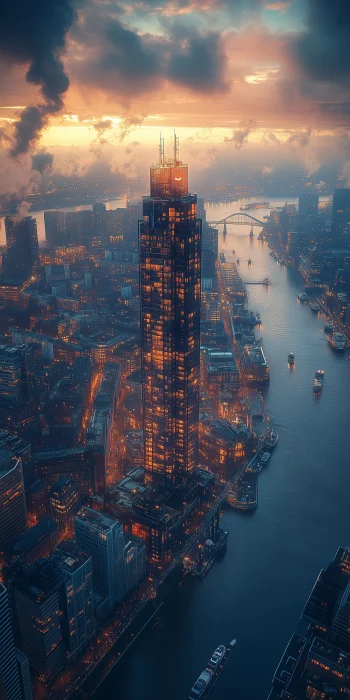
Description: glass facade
xmin=140 ymin=156 xmax=201 ymax=488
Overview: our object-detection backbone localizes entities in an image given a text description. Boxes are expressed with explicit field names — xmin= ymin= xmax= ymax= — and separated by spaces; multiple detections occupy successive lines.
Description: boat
xmin=248 ymin=258 xmax=252 ymax=265
xmin=265 ymin=431 xmax=279 ymax=449
xmin=329 ymin=332 xmax=346 ymax=352
xmin=260 ymin=452 xmax=271 ymax=465
xmin=263 ymin=277 xmax=270 ymax=286
xmin=288 ymin=352 xmax=295 ymax=365
xmin=208 ymin=645 xmax=226 ymax=670
xmin=189 ymin=670 xmax=213 ymax=699
xmin=310 ymin=303 xmax=320 ymax=313
xmin=230 ymin=639 xmax=237 ymax=649
xmin=249 ymin=227 xmax=254 ymax=238
xmin=324 ymin=322 xmax=334 ymax=333
xmin=256 ymin=311 xmax=261 ymax=323
xmin=297 ymin=292 xmax=308 ymax=302
xmin=313 ymin=370 xmax=324 ymax=393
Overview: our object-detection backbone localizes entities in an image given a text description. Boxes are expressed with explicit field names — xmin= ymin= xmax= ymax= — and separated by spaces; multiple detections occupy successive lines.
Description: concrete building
xmin=0 ymin=583 xmax=23 ymax=700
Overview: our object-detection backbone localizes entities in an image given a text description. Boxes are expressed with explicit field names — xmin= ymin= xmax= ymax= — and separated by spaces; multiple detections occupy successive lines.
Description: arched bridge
xmin=207 ymin=212 xmax=276 ymax=228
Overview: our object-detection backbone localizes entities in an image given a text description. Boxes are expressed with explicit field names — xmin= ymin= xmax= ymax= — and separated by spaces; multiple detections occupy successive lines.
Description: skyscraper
xmin=0 ymin=346 xmax=23 ymax=403
xmin=0 ymin=453 xmax=27 ymax=552
xmin=75 ymin=507 xmax=125 ymax=610
xmin=332 ymin=188 xmax=350 ymax=240
xmin=3 ymin=217 xmax=38 ymax=279
xmin=10 ymin=559 xmax=66 ymax=682
xmin=0 ymin=583 xmax=23 ymax=700
xmin=298 ymin=192 xmax=319 ymax=218
xmin=54 ymin=546 xmax=95 ymax=661
xmin=139 ymin=134 xmax=201 ymax=488
xmin=44 ymin=210 xmax=65 ymax=249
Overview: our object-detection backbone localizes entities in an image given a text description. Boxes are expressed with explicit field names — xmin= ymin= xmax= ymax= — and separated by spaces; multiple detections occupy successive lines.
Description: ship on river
xmin=189 ymin=640 xmax=237 ymax=699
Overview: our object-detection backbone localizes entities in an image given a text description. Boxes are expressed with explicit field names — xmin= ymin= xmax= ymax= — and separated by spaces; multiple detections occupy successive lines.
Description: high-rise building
xmin=332 ymin=188 xmax=350 ymax=240
xmin=44 ymin=211 xmax=65 ymax=249
xmin=75 ymin=507 xmax=125 ymax=610
xmin=3 ymin=217 xmax=38 ymax=279
xmin=0 ymin=346 xmax=23 ymax=403
xmin=65 ymin=211 xmax=93 ymax=247
xmin=15 ymin=649 xmax=32 ymax=700
xmin=10 ymin=559 xmax=66 ymax=682
xmin=139 ymin=134 xmax=201 ymax=488
xmin=0 ymin=583 xmax=23 ymax=700
xmin=298 ymin=193 xmax=319 ymax=218
xmin=0 ymin=453 xmax=27 ymax=552
xmin=54 ymin=545 xmax=95 ymax=662
xmin=49 ymin=477 xmax=80 ymax=535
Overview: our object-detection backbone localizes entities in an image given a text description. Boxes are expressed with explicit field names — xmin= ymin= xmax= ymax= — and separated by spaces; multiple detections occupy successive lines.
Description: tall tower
xmin=0 ymin=583 xmax=23 ymax=700
xmin=140 ymin=133 xmax=201 ymax=488
xmin=3 ymin=216 xmax=38 ymax=279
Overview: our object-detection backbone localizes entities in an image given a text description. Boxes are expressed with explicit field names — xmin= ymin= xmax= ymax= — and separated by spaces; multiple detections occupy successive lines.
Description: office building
xmin=3 ymin=217 xmax=38 ymax=279
xmin=75 ymin=507 xmax=125 ymax=610
xmin=139 ymin=135 xmax=201 ymax=488
xmin=65 ymin=211 xmax=92 ymax=246
xmin=268 ymin=546 xmax=350 ymax=699
xmin=4 ymin=517 xmax=58 ymax=570
xmin=44 ymin=211 xmax=65 ymax=249
xmin=0 ymin=346 xmax=23 ymax=403
xmin=0 ymin=453 xmax=27 ymax=552
xmin=0 ymin=583 xmax=23 ymax=700
xmin=123 ymin=535 xmax=147 ymax=592
xmin=332 ymin=188 xmax=350 ymax=240
xmin=298 ymin=192 xmax=319 ymax=218
xmin=10 ymin=559 xmax=66 ymax=682
xmin=15 ymin=649 xmax=32 ymax=700
xmin=49 ymin=477 xmax=80 ymax=534
xmin=54 ymin=545 xmax=95 ymax=661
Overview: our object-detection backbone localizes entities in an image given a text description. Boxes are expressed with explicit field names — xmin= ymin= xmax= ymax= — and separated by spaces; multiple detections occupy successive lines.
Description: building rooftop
xmin=5 ymin=517 xmax=57 ymax=561
xmin=76 ymin=506 xmax=121 ymax=533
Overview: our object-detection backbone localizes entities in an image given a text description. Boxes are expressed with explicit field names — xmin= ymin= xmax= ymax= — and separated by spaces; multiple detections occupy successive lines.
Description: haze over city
xmin=0 ymin=3 xmax=350 ymax=700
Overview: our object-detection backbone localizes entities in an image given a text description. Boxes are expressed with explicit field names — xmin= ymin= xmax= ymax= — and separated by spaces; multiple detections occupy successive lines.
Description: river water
xmin=99 ymin=197 xmax=350 ymax=698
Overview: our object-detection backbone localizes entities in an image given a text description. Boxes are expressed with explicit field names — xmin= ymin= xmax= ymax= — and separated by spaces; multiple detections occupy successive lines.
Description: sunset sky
xmin=0 ymin=0 xmax=349 ymax=194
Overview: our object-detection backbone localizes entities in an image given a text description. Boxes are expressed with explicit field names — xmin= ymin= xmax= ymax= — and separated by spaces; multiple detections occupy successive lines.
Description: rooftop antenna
xmin=159 ymin=131 xmax=164 ymax=166
xmin=174 ymin=129 xmax=179 ymax=165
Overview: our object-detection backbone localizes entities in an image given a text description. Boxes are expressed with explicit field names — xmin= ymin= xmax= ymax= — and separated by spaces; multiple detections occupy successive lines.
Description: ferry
xmin=189 ymin=670 xmax=212 ymax=699
xmin=288 ymin=352 xmax=295 ymax=366
xmin=310 ymin=303 xmax=320 ymax=313
xmin=297 ymin=292 xmax=308 ymax=302
xmin=263 ymin=277 xmax=270 ymax=286
xmin=324 ymin=322 xmax=334 ymax=333
xmin=265 ymin=431 xmax=279 ymax=449
xmin=208 ymin=646 xmax=226 ymax=670
xmin=329 ymin=332 xmax=346 ymax=352
xmin=260 ymin=452 xmax=271 ymax=466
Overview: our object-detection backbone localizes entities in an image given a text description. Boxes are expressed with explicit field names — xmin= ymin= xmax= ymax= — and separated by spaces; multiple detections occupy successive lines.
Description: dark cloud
xmin=73 ymin=13 xmax=228 ymax=96
xmin=31 ymin=151 xmax=54 ymax=174
xmin=291 ymin=0 xmax=350 ymax=86
xmin=93 ymin=119 xmax=114 ymax=135
xmin=224 ymin=119 xmax=256 ymax=148
xmin=0 ymin=0 xmax=77 ymax=156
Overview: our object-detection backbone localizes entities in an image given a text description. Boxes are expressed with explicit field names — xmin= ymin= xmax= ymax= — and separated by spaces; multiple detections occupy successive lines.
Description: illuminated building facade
xmin=140 ymin=135 xmax=201 ymax=488
xmin=0 ymin=453 xmax=27 ymax=552
xmin=0 ymin=583 xmax=23 ymax=700
xmin=49 ymin=477 xmax=80 ymax=535
xmin=0 ymin=346 xmax=23 ymax=403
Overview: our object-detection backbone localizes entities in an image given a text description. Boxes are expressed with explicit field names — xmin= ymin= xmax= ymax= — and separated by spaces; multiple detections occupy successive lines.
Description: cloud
xmin=262 ymin=165 xmax=274 ymax=175
xmin=224 ymin=119 xmax=256 ymax=148
xmin=291 ymin=1 xmax=350 ymax=87
xmin=0 ymin=0 xmax=77 ymax=156
xmin=285 ymin=127 xmax=312 ymax=150
xmin=72 ymin=12 xmax=228 ymax=99
xmin=116 ymin=116 xmax=144 ymax=142
xmin=31 ymin=151 xmax=54 ymax=175
xmin=262 ymin=131 xmax=282 ymax=146
xmin=265 ymin=2 xmax=291 ymax=12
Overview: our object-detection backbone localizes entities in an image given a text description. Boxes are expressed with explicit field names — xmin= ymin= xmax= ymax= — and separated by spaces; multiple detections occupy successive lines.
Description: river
xmin=93 ymin=196 xmax=350 ymax=700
